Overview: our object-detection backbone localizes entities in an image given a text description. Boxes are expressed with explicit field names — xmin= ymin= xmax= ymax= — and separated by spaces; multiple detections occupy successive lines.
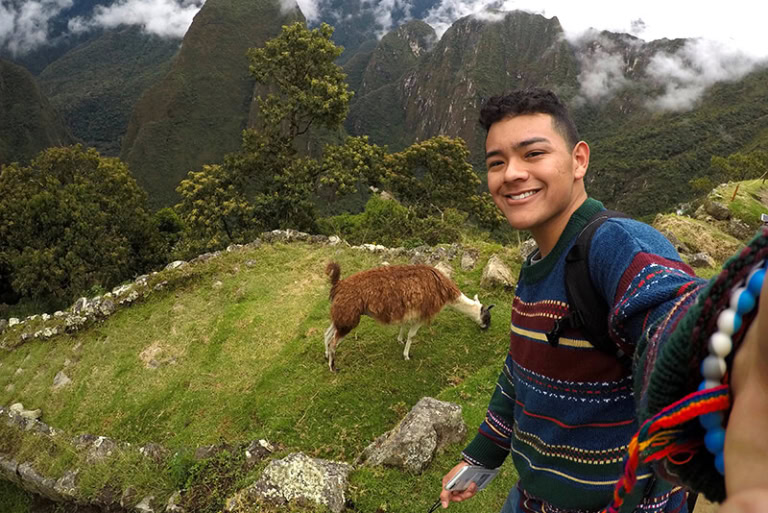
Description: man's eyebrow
xmin=485 ymin=137 xmax=551 ymax=159
xmin=514 ymin=137 xmax=550 ymax=149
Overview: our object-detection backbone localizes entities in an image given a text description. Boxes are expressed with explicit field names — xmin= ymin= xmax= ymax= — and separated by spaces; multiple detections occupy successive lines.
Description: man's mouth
xmin=505 ymin=189 xmax=540 ymax=201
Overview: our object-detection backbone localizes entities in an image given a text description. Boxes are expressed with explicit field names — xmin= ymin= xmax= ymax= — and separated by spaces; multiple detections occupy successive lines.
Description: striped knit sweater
xmin=462 ymin=198 xmax=706 ymax=513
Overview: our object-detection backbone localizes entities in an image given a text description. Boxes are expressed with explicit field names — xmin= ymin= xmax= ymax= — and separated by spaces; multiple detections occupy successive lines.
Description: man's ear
xmin=572 ymin=141 xmax=590 ymax=180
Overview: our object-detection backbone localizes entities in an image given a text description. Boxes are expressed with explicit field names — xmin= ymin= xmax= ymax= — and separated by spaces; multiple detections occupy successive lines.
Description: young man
xmin=438 ymin=89 xmax=768 ymax=512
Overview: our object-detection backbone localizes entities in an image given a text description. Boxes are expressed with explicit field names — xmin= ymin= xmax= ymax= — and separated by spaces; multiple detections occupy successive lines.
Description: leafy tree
xmin=386 ymin=136 xmax=480 ymax=215
xmin=247 ymin=22 xmax=353 ymax=140
xmin=689 ymin=176 xmax=715 ymax=194
xmin=710 ymin=151 xmax=768 ymax=183
xmin=0 ymin=145 xmax=164 ymax=304
xmin=175 ymin=163 xmax=259 ymax=255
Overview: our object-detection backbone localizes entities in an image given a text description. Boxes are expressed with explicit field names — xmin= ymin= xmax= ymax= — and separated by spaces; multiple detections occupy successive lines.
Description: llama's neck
xmin=448 ymin=293 xmax=482 ymax=324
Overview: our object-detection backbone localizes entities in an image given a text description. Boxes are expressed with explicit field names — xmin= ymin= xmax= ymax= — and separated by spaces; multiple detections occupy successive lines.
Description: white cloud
xmin=290 ymin=0 xmax=321 ymax=22
xmin=367 ymin=0 xmax=414 ymax=38
xmin=577 ymin=48 xmax=629 ymax=103
xmin=68 ymin=0 xmax=206 ymax=39
xmin=0 ymin=0 xmax=73 ymax=56
xmin=423 ymin=0 xmax=520 ymax=38
xmin=645 ymin=39 xmax=764 ymax=112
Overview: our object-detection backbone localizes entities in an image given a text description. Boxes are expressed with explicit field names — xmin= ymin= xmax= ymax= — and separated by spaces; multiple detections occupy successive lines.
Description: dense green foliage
xmin=0 ymin=146 xmax=165 ymax=305
xmin=318 ymin=194 xmax=464 ymax=247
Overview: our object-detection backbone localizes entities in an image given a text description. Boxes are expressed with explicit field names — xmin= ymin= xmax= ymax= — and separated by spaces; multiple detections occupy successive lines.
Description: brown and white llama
xmin=323 ymin=262 xmax=493 ymax=372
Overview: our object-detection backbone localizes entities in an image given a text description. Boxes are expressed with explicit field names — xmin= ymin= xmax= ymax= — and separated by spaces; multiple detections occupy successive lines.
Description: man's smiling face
xmin=485 ymin=113 xmax=589 ymax=247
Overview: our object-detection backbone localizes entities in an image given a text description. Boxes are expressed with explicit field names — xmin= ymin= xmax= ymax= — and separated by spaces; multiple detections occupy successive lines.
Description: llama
xmin=323 ymin=262 xmax=493 ymax=372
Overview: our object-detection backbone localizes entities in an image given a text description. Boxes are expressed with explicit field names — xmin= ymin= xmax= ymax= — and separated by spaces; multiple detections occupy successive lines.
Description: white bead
xmin=701 ymin=355 xmax=727 ymax=380
xmin=717 ymin=309 xmax=738 ymax=335
xmin=702 ymin=379 xmax=722 ymax=389
xmin=709 ymin=332 xmax=733 ymax=358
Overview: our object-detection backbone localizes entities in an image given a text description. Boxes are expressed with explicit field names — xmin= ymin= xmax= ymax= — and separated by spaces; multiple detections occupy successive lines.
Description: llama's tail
xmin=325 ymin=262 xmax=341 ymax=287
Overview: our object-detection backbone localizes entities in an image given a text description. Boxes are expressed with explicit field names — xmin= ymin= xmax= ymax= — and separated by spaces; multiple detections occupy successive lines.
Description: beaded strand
xmin=698 ymin=259 xmax=767 ymax=475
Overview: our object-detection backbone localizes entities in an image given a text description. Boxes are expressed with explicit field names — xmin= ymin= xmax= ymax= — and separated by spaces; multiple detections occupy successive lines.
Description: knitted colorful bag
xmin=602 ymin=226 xmax=768 ymax=512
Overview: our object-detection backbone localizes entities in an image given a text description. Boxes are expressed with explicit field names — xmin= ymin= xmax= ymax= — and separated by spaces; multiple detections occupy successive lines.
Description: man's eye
xmin=526 ymin=151 xmax=544 ymax=158
xmin=488 ymin=161 xmax=503 ymax=169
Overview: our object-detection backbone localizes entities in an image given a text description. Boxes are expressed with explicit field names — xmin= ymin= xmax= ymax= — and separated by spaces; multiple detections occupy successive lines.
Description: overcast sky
xmin=415 ymin=0 xmax=768 ymax=59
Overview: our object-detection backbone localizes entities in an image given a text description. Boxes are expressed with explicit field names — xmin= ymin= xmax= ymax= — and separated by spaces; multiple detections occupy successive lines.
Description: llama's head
xmin=474 ymin=294 xmax=494 ymax=329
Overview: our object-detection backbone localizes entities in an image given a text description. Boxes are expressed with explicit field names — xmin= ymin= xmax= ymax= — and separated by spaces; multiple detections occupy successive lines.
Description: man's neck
xmin=531 ymin=194 xmax=588 ymax=258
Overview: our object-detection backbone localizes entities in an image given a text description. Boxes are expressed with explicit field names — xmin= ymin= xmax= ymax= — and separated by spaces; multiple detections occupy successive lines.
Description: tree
xmin=247 ymin=22 xmax=353 ymax=141
xmin=175 ymin=163 xmax=259 ymax=254
xmin=0 ymin=145 xmax=164 ymax=304
xmin=711 ymin=151 xmax=768 ymax=183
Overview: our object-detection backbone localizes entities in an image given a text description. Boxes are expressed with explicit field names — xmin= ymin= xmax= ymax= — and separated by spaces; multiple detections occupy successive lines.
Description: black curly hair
xmin=478 ymin=88 xmax=580 ymax=148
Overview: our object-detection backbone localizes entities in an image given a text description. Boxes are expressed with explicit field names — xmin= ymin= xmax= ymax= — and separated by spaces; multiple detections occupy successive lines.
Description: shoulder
xmin=590 ymin=217 xmax=681 ymax=262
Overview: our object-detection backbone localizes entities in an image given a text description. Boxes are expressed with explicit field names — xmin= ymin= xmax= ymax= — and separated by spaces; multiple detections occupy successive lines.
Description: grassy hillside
xmin=0 ymin=240 xmax=522 ymax=512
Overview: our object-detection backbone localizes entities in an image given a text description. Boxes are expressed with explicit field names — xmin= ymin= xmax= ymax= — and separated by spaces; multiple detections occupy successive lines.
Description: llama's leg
xmin=403 ymin=323 xmax=422 ymax=360
xmin=324 ymin=324 xmax=336 ymax=358
xmin=328 ymin=330 xmax=349 ymax=372
xmin=398 ymin=324 xmax=406 ymax=345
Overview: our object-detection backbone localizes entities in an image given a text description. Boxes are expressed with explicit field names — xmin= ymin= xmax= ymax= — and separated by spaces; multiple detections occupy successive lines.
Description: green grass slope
xmin=0 ymin=240 xmax=521 ymax=512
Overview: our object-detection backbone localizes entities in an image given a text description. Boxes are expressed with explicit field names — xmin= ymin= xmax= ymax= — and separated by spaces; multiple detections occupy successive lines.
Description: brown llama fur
xmin=323 ymin=262 xmax=492 ymax=372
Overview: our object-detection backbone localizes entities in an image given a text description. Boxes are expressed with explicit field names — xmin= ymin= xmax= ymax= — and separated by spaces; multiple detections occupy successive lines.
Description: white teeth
xmin=508 ymin=190 xmax=537 ymax=200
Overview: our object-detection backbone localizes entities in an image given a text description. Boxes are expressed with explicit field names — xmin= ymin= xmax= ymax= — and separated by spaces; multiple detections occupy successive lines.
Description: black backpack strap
xmin=546 ymin=209 xmax=634 ymax=370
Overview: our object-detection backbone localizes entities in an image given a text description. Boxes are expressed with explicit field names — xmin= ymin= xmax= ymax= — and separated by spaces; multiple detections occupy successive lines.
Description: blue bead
xmin=704 ymin=427 xmax=726 ymax=453
xmin=747 ymin=268 xmax=765 ymax=296
xmin=733 ymin=312 xmax=742 ymax=332
xmin=736 ymin=289 xmax=757 ymax=315
xmin=715 ymin=451 xmax=725 ymax=475
xmin=699 ymin=412 xmax=723 ymax=430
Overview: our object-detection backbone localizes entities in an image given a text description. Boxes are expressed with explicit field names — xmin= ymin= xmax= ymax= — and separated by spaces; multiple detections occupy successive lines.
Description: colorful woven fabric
xmin=629 ymin=225 xmax=768 ymax=503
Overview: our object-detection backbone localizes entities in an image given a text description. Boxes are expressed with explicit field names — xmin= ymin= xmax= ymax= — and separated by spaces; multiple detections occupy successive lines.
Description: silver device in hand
xmin=444 ymin=465 xmax=500 ymax=492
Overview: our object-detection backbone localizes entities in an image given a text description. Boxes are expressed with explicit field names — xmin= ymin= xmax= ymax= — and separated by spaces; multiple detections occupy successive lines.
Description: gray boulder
xmin=226 ymin=453 xmax=352 ymax=513
xmin=689 ymin=252 xmax=716 ymax=268
xmin=704 ymin=200 xmax=731 ymax=221
xmin=727 ymin=218 xmax=754 ymax=240
xmin=460 ymin=249 xmax=478 ymax=271
xmin=359 ymin=397 xmax=467 ymax=473
xmin=481 ymin=255 xmax=515 ymax=288
xmin=53 ymin=371 xmax=72 ymax=389
xmin=519 ymin=239 xmax=537 ymax=261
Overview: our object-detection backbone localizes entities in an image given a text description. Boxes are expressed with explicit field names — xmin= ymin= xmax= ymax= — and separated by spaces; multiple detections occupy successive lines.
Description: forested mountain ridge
xmin=0 ymin=59 xmax=74 ymax=165
xmin=119 ymin=0 xmax=304 ymax=208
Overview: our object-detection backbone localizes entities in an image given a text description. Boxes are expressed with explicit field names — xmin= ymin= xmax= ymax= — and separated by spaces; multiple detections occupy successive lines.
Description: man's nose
xmin=503 ymin=160 xmax=529 ymax=181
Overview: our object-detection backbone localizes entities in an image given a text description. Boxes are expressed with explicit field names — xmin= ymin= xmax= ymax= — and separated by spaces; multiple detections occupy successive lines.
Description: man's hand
xmin=439 ymin=461 xmax=478 ymax=508
xmin=722 ymin=267 xmax=768 ymax=511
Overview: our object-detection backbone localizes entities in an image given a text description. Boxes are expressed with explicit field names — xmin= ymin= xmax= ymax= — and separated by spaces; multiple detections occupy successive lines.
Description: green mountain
xmin=346 ymin=11 xmax=580 ymax=153
xmin=357 ymin=20 xmax=436 ymax=98
xmin=37 ymin=26 xmax=179 ymax=156
xmin=120 ymin=0 xmax=304 ymax=209
xmin=345 ymin=11 xmax=768 ymax=217
xmin=0 ymin=59 xmax=74 ymax=166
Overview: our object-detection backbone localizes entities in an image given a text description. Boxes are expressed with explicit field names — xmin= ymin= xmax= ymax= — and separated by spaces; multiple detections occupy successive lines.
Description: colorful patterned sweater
xmin=462 ymin=198 xmax=707 ymax=512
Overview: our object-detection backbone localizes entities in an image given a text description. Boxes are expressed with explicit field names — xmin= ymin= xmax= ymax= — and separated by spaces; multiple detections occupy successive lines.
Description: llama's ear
xmin=474 ymin=294 xmax=479 ymax=302
xmin=488 ymin=304 xmax=495 ymax=310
